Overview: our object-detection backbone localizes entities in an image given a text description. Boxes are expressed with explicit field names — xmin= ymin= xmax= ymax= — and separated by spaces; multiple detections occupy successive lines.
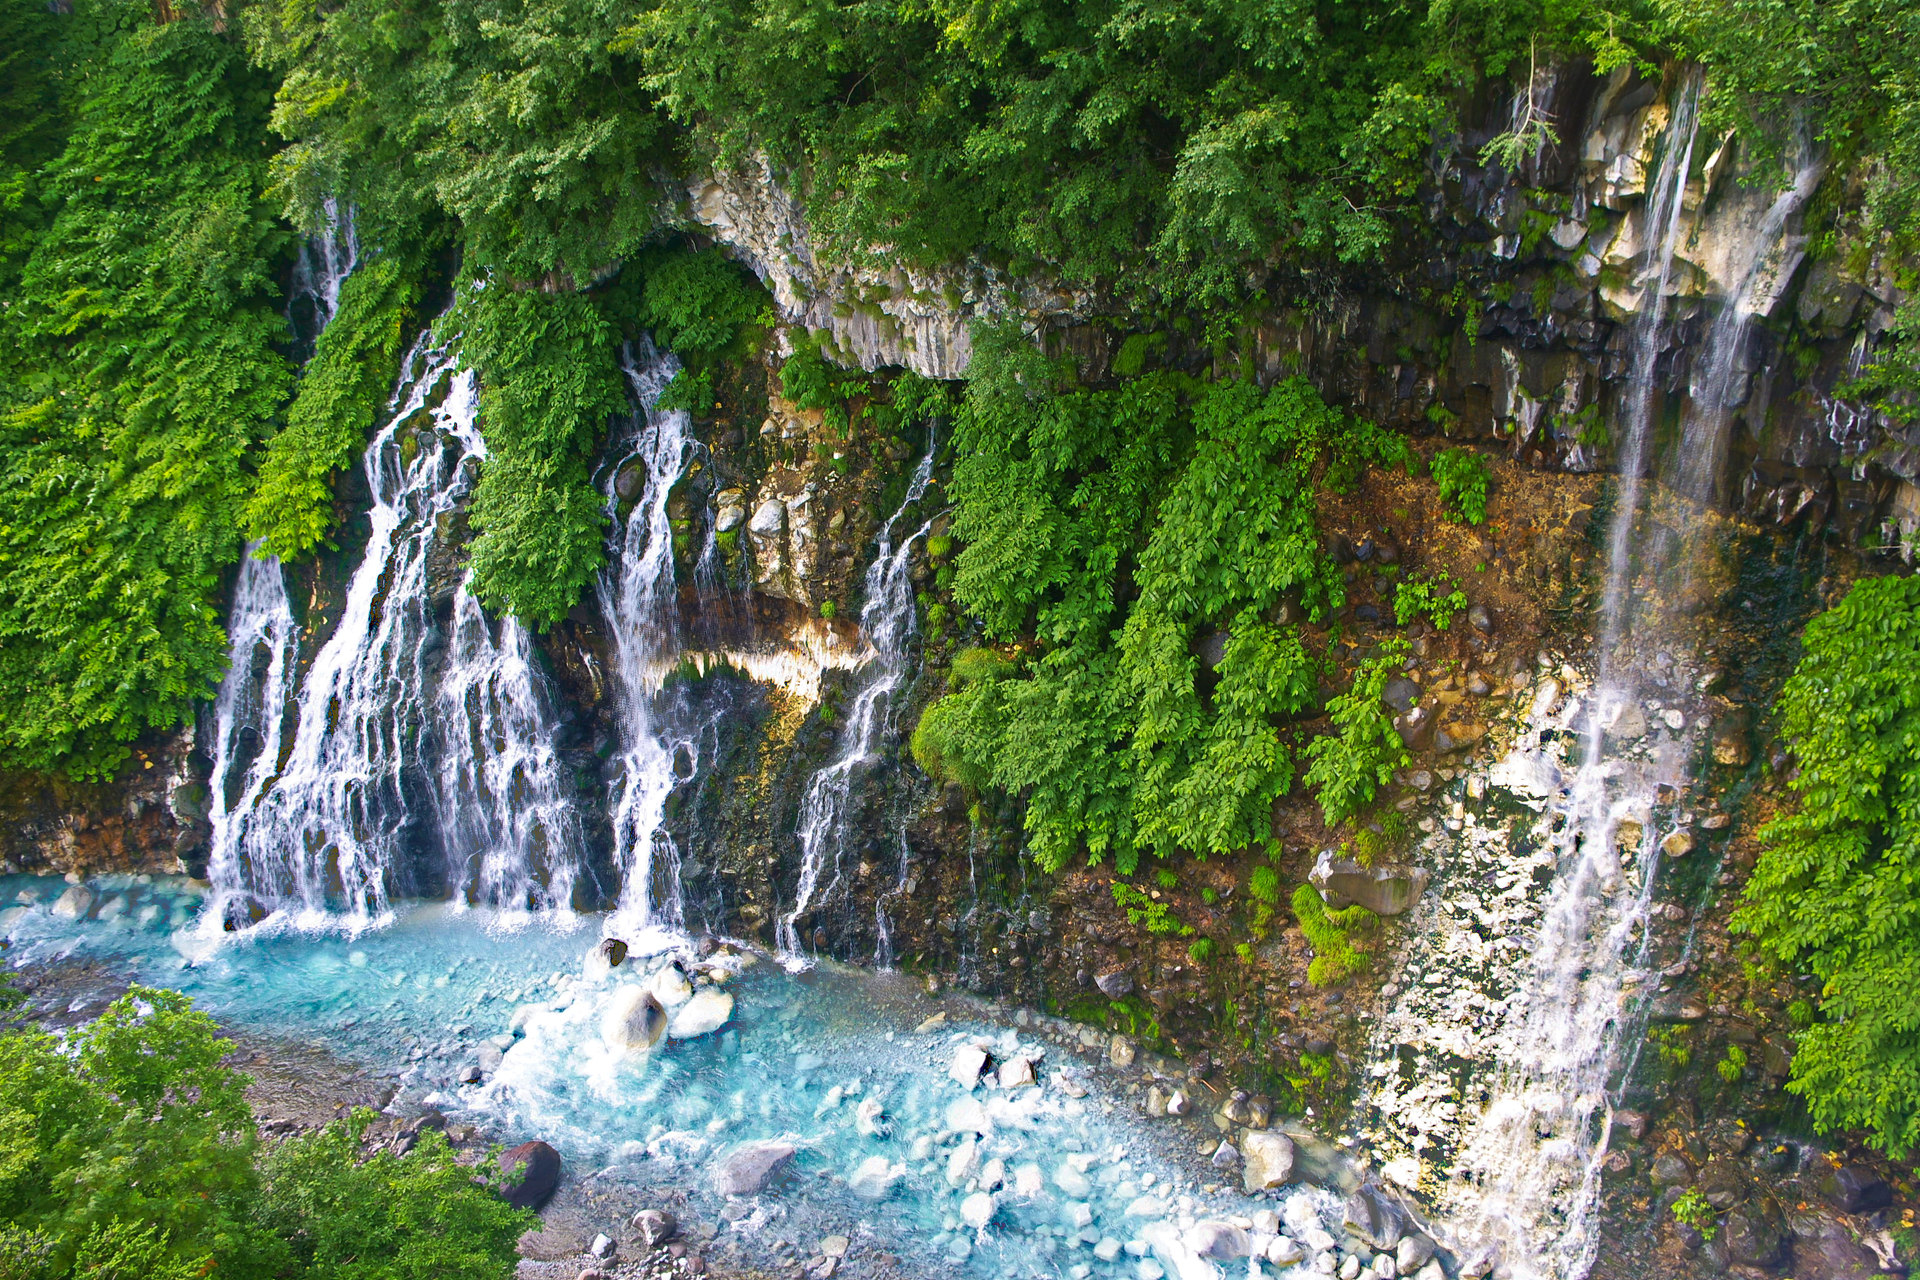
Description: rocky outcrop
xmin=1310 ymin=850 xmax=1431 ymax=917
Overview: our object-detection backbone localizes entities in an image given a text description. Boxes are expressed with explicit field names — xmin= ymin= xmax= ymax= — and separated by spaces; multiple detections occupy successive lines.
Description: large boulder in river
xmin=712 ymin=1140 xmax=796 ymax=1196
xmin=600 ymin=987 xmax=667 ymax=1054
xmin=1242 ymin=1131 xmax=1296 ymax=1194
xmin=1310 ymin=849 xmax=1429 ymax=917
xmin=668 ymin=989 xmax=734 ymax=1039
xmin=498 ymin=1140 xmax=562 ymax=1210
xmin=50 ymin=885 xmax=94 ymax=920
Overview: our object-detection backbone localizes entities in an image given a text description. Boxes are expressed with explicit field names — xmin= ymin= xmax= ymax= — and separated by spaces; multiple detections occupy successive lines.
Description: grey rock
xmin=589 ymin=1233 xmax=616 ymax=1260
xmin=1650 ymin=1153 xmax=1693 ymax=1187
xmin=498 ymin=1140 xmax=562 ymax=1210
xmin=1242 ymin=1131 xmax=1295 ymax=1193
xmin=1311 ymin=849 xmax=1430 ymax=917
xmin=631 ymin=1209 xmax=677 ymax=1247
xmin=1468 ymin=604 xmax=1493 ymax=633
xmin=1342 ymin=1186 xmax=1407 ymax=1250
xmin=713 ymin=1140 xmax=797 ymax=1196
xmin=1819 ymin=1165 xmax=1892 ymax=1214
xmin=1094 ymin=968 xmax=1135 ymax=998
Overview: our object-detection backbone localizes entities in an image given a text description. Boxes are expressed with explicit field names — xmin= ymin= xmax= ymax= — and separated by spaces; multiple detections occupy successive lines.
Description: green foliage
xmin=453 ymin=287 xmax=626 ymax=625
xmin=622 ymin=0 xmax=1651 ymax=307
xmin=779 ymin=338 xmax=856 ymax=436
xmin=1716 ymin=1043 xmax=1748 ymax=1083
xmin=1111 ymin=882 xmax=1193 ymax=936
xmin=1187 ymin=938 xmax=1217 ymax=965
xmin=0 ymin=986 xmax=532 ymax=1280
xmin=1649 ymin=1023 xmax=1693 ymax=1069
xmin=1290 ymin=883 xmax=1373 ymax=986
xmin=1671 ymin=1187 xmax=1718 ymax=1240
xmin=1304 ymin=639 xmax=1413 ymax=827
xmin=916 ymin=327 xmax=1415 ymax=873
xmin=259 ymin=1113 xmax=532 ymax=1280
xmin=635 ymin=249 xmax=767 ymax=358
xmin=1248 ymin=864 xmax=1282 ymax=906
xmin=0 ymin=988 xmax=260 ymax=1274
xmin=1733 ymin=574 xmax=1920 ymax=1157
xmin=246 ymin=257 xmax=424 ymax=559
xmin=1430 ymin=447 xmax=1491 ymax=525
xmin=1154 ymin=868 xmax=1180 ymax=891
xmin=1394 ymin=573 xmax=1469 ymax=629
xmin=0 ymin=0 xmax=291 ymax=776
xmin=1234 ymin=942 xmax=1256 ymax=964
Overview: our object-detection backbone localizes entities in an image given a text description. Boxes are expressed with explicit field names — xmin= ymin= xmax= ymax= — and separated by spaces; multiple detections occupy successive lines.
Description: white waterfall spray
xmin=777 ymin=431 xmax=938 ymax=965
xmin=597 ymin=341 xmax=703 ymax=935
xmin=203 ymin=551 xmax=300 ymax=899
xmin=1362 ymin=74 xmax=1823 ymax=1279
xmin=208 ymin=331 xmax=582 ymax=928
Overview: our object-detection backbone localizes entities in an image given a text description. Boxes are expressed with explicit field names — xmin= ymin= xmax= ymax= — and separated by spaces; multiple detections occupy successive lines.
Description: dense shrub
xmin=1734 ymin=574 xmax=1920 ymax=1157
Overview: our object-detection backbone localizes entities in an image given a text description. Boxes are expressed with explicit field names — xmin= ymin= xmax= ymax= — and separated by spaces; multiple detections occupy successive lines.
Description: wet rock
xmin=854 ymin=1096 xmax=890 ymax=1137
xmin=1247 ymin=1094 xmax=1272 ymax=1128
xmin=1712 ymin=711 xmax=1754 ymax=767
xmin=589 ymin=1233 xmax=616 ymax=1261
xmin=1109 ymin=1034 xmax=1137 ymax=1069
xmin=997 ymin=1056 xmax=1036 ymax=1090
xmin=1242 ymin=1131 xmax=1296 ymax=1193
xmin=1790 ymin=1209 xmax=1886 ymax=1279
xmin=1165 ymin=1089 xmax=1194 ymax=1118
xmin=1468 ymin=604 xmax=1494 ymax=634
xmin=648 ymin=965 xmax=694 ymax=1007
xmin=595 ymin=938 xmax=628 ymax=969
xmin=949 ymin=1044 xmax=989 ymax=1088
xmin=1651 ymin=1152 xmax=1694 ymax=1187
xmin=712 ymin=1140 xmax=796 ymax=1196
xmin=498 ymin=1140 xmax=562 ymax=1210
xmin=1661 ymin=829 xmax=1695 ymax=858
xmin=1094 ymin=968 xmax=1135 ymax=998
xmin=1209 ymin=1140 xmax=1238 ymax=1170
xmin=947 ymin=1136 xmax=981 ymax=1187
xmin=668 ymin=989 xmax=733 ymax=1039
xmin=1611 ymin=1110 xmax=1650 ymax=1142
xmin=1343 ymin=1186 xmax=1407 ymax=1250
xmin=1310 ymin=849 xmax=1430 ymax=917
xmin=848 ymin=1155 xmax=904 ymax=1199
xmin=1185 ymin=1221 xmax=1252 ymax=1260
xmin=1722 ymin=1195 xmax=1789 ymax=1268
xmin=1819 ymin=1165 xmax=1892 ymax=1214
xmin=600 ymin=987 xmax=667 ymax=1054
xmin=1396 ymin=1233 xmax=1436 ymax=1273
xmin=632 ymin=1209 xmax=677 ymax=1247
xmin=1053 ymin=1161 xmax=1093 ymax=1199
xmin=960 ymin=1190 xmax=996 ymax=1229
xmin=219 ymin=893 xmax=268 ymax=931
xmin=1698 ymin=1158 xmax=1746 ymax=1210
xmin=1267 ymin=1237 xmax=1306 ymax=1267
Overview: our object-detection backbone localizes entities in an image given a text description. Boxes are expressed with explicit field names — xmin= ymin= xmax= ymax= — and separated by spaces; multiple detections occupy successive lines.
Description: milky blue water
xmin=1 ymin=874 xmax=1348 ymax=1279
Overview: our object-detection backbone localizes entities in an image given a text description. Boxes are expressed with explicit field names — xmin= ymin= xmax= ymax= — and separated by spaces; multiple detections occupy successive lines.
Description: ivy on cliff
xmin=0 ymin=0 xmax=290 ymax=776
xmin=914 ymin=325 xmax=1407 ymax=872
xmin=1734 ymin=573 xmax=1920 ymax=1159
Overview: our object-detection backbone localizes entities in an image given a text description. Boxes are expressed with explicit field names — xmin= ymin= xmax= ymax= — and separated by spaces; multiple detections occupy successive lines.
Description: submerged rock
xmin=600 ymin=987 xmax=667 ymax=1054
xmin=848 ymin=1155 xmax=903 ymax=1199
xmin=51 ymin=885 xmax=94 ymax=920
xmin=949 ymin=1044 xmax=989 ymax=1088
xmin=960 ymin=1190 xmax=995 ymax=1230
xmin=498 ymin=1140 xmax=562 ymax=1210
xmin=668 ymin=989 xmax=734 ymax=1039
xmin=713 ymin=1140 xmax=796 ymax=1196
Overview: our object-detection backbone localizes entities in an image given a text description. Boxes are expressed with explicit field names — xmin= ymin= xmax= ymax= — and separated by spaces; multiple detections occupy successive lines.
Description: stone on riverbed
xmin=600 ymin=987 xmax=667 ymax=1054
xmin=960 ymin=1190 xmax=996 ymax=1230
xmin=849 ymin=1155 xmax=904 ymax=1199
xmin=498 ymin=1140 xmax=562 ymax=1210
xmin=51 ymin=885 xmax=94 ymax=920
xmin=1242 ymin=1131 xmax=1295 ymax=1193
xmin=668 ymin=989 xmax=734 ymax=1039
xmin=631 ymin=1209 xmax=677 ymax=1246
xmin=648 ymin=965 xmax=694 ymax=1007
xmin=949 ymin=1044 xmax=989 ymax=1088
xmin=713 ymin=1140 xmax=796 ymax=1196
xmin=584 ymin=937 xmax=628 ymax=979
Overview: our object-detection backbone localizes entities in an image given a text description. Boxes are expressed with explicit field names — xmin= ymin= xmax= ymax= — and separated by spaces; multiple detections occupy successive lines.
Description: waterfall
xmin=597 ymin=341 xmax=704 ymax=934
xmin=203 ymin=551 xmax=300 ymax=901
xmin=1361 ymin=75 xmax=1823 ymax=1279
xmin=777 ymin=431 xmax=938 ymax=964
xmin=286 ymin=198 xmax=358 ymax=358
xmin=208 ymin=331 xmax=583 ymax=928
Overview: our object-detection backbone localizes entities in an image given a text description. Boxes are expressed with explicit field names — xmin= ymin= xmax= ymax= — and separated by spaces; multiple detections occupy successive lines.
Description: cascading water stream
xmin=204 ymin=210 xmax=359 ymax=915
xmin=1361 ymin=74 xmax=1823 ymax=1279
xmin=597 ymin=341 xmax=707 ymax=935
xmin=208 ymin=331 xmax=583 ymax=928
xmin=777 ymin=431 xmax=938 ymax=965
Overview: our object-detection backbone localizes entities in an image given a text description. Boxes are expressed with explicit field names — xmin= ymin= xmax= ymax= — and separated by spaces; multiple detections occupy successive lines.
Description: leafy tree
xmin=260 ymin=1113 xmax=532 ymax=1280
xmin=1734 ymin=573 xmax=1920 ymax=1158
xmin=0 ymin=0 xmax=291 ymax=775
